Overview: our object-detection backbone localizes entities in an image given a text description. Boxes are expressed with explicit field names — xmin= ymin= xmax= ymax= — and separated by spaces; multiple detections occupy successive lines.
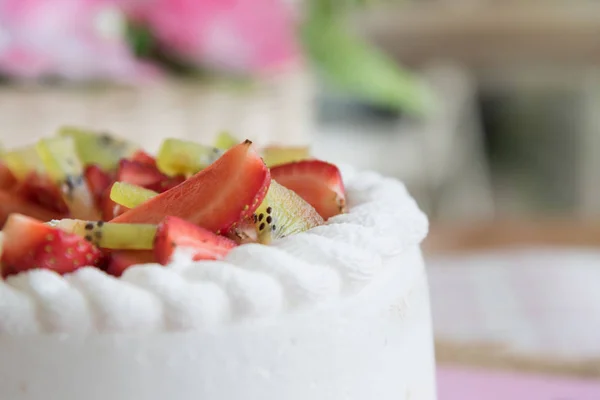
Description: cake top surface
xmin=0 ymin=129 xmax=427 ymax=335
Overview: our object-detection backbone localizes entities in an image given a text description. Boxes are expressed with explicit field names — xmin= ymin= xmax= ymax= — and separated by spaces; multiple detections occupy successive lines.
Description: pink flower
xmin=0 ymin=0 xmax=154 ymax=81
xmin=126 ymin=0 xmax=301 ymax=74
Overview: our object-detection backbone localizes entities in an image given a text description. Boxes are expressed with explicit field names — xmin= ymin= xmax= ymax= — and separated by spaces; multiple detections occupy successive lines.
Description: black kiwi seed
xmin=64 ymin=176 xmax=84 ymax=195
xmin=99 ymin=133 xmax=114 ymax=145
xmin=84 ymin=223 xmax=94 ymax=230
xmin=64 ymin=176 xmax=74 ymax=190
xmin=259 ymin=222 xmax=266 ymax=231
xmin=84 ymin=235 xmax=92 ymax=242
xmin=258 ymin=213 xmax=264 ymax=222
xmin=253 ymin=214 xmax=258 ymax=223
xmin=266 ymin=207 xmax=272 ymax=214
xmin=272 ymin=225 xmax=276 ymax=231
xmin=97 ymin=221 xmax=104 ymax=227
xmin=94 ymin=231 xmax=102 ymax=239
xmin=266 ymin=216 xmax=272 ymax=224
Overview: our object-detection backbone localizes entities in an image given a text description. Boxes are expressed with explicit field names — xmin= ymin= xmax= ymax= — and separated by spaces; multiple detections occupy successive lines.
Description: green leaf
xmin=126 ymin=22 xmax=156 ymax=58
xmin=301 ymin=7 xmax=435 ymax=116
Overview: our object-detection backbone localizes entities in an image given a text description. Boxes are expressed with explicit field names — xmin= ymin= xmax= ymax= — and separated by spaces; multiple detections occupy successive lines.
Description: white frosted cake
xmin=0 ymin=132 xmax=436 ymax=400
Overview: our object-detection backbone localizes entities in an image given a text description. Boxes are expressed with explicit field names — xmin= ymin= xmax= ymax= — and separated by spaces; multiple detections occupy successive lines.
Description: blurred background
xmin=1 ymin=0 xmax=600 ymax=396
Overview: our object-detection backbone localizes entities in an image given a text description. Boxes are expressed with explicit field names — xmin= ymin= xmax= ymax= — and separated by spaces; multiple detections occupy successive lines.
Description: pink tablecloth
xmin=437 ymin=366 xmax=600 ymax=399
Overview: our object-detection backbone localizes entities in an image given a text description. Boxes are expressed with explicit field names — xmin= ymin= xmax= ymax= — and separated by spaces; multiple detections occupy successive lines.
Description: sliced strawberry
xmin=112 ymin=141 xmax=270 ymax=234
xmin=0 ymin=163 xmax=17 ymax=190
xmin=116 ymin=159 xmax=162 ymax=187
xmin=13 ymin=172 xmax=69 ymax=215
xmin=1 ymin=214 xmax=103 ymax=278
xmin=270 ymin=160 xmax=346 ymax=220
xmin=130 ymin=150 xmax=157 ymax=167
xmin=154 ymin=216 xmax=237 ymax=265
xmin=145 ymin=175 xmax=185 ymax=193
xmin=0 ymin=190 xmax=63 ymax=227
xmin=105 ymin=250 xmax=155 ymax=277
xmin=226 ymin=217 xmax=258 ymax=245
xmin=100 ymin=183 xmax=129 ymax=221
xmin=84 ymin=164 xmax=114 ymax=207
xmin=117 ymin=159 xmax=184 ymax=193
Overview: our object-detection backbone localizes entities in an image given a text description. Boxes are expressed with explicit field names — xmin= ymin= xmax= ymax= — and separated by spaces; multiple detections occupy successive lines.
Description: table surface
xmin=425 ymin=220 xmax=600 ymax=377
xmin=428 ymin=248 xmax=600 ymax=360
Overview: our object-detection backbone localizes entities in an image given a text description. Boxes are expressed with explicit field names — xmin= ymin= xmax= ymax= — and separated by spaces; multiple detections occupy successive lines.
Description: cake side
xmin=0 ymin=247 xmax=435 ymax=400
xmin=0 ymin=167 xmax=429 ymax=334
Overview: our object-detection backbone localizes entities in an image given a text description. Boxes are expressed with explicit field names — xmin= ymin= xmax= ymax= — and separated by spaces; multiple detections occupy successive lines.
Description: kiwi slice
xmin=1 ymin=145 xmax=44 ymax=180
xmin=49 ymin=219 xmax=156 ymax=250
xmin=156 ymin=138 xmax=223 ymax=177
xmin=262 ymin=146 xmax=310 ymax=167
xmin=214 ymin=131 xmax=239 ymax=150
xmin=58 ymin=126 xmax=139 ymax=170
xmin=36 ymin=136 xmax=100 ymax=220
xmin=110 ymin=182 xmax=157 ymax=209
xmin=250 ymin=180 xmax=324 ymax=244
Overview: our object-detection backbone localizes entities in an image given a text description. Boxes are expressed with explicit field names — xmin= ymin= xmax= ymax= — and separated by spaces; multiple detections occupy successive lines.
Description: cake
xmin=0 ymin=129 xmax=436 ymax=400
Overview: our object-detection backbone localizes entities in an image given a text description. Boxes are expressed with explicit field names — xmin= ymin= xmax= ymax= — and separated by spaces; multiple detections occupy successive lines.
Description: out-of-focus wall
xmin=0 ymin=70 xmax=314 ymax=152
xmin=351 ymin=2 xmax=600 ymax=219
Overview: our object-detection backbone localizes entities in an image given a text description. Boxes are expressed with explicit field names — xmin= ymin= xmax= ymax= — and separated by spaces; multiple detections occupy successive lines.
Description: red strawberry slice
xmin=84 ymin=164 xmax=114 ymax=207
xmin=1 ymin=214 xmax=103 ymax=278
xmin=270 ymin=160 xmax=346 ymax=220
xmin=13 ymin=172 xmax=69 ymax=215
xmin=105 ymin=250 xmax=155 ymax=277
xmin=146 ymin=175 xmax=185 ymax=193
xmin=116 ymin=159 xmax=163 ymax=187
xmin=112 ymin=141 xmax=270 ymax=234
xmin=154 ymin=216 xmax=237 ymax=265
xmin=130 ymin=150 xmax=157 ymax=167
xmin=0 ymin=163 xmax=17 ymax=190
xmin=117 ymin=159 xmax=184 ymax=193
xmin=0 ymin=190 xmax=63 ymax=227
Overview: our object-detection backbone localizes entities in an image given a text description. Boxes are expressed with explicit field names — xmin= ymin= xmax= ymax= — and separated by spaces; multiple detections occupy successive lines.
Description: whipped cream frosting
xmin=0 ymin=166 xmax=428 ymax=334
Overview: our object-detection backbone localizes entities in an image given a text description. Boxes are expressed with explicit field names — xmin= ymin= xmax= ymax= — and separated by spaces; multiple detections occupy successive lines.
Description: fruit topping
xmin=110 ymin=182 xmax=158 ymax=209
xmin=130 ymin=150 xmax=157 ymax=167
xmin=117 ymin=159 xmax=185 ymax=193
xmin=0 ymin=163 xmax=17 ymax=190
xmin=13 ymin=172 xmax=69 ymax=215
xmin=154 ymin=216 xmax=237 ymax=265
xmin=84 ymin=164 xmax=114 ymax=207
xmin=0 ymin=129 xmax=346 ymax=278
xmin=0 ymin=190 xmax=61 ymax=226
xmin=59 ymin=126 xmax=138 ymax=170
xmin=244 ymin=180 xmax=324 ymax=244
xmin=156 ymin=138 xmax=223 ymax=177
xmin=0 ymin=232 xmax=4 ymax=260
xmin=262 ymin=146 xmax=310 ymax=167
xmin=1 ymin=214 xmax=103 ymax=278
xmin=105 ymin=250 xmax=155 ymax=277
xmin=214 ymin=131 xmax=238 ymax=150
xmin=49 ymin=219 xmax=156 ymax=250
xmin=100 ymin=183 xmax=127 ymax=221
xmin=271 ymin=160 xmax=346 ymax=220
xmin=112 ymin=141 xmax=270 ymax=234
xmin=1 ymin=145 xmax=44 ymax=180
xmin=36 ymin=136 xmax=100 ymax=220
